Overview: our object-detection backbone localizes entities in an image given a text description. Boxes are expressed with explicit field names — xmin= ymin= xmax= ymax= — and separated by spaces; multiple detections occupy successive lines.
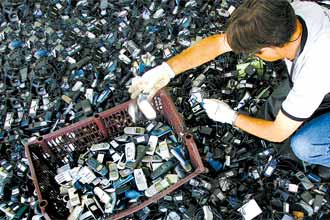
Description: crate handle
xmin=36 ymin=136 xmax=47 ymax=148
xmin=39 ymin=200 xmax=48 ymax=209
xmin=184 ymin=133 xmax=205 ymax=173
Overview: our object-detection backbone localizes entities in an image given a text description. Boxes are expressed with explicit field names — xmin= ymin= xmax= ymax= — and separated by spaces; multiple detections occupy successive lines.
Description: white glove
xmin=128 ymin=62 xmax=176 ymax=100
xmin=203 ymin=99 xmax=238 ymax=125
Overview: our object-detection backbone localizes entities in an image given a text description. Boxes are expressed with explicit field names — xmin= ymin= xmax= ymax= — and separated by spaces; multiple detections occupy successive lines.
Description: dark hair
xmin=226 ymin=0 xmax=297 ymax=54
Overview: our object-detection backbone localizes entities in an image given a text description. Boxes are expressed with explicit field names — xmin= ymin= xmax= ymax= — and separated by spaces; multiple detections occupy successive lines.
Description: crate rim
xmin=25 ymin=89 xmax=205 ymax=220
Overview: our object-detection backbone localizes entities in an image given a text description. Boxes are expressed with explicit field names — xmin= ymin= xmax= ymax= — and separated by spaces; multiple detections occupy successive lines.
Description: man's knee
xmin=290 ymin=133 xmax=312 ymax=162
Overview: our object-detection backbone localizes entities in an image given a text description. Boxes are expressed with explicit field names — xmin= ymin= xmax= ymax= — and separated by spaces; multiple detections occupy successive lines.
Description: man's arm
xmin=167 ymin=34 xmax=232 ymax=75
xmin=234 ymin=110 xmax=303 ymax=142
xmin=129 ymin=34 xmax=231 ymax=99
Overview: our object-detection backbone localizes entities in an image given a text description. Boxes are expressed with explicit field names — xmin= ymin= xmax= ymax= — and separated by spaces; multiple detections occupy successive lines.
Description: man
xmin=129 ymin=0 xmax=330 ymax=168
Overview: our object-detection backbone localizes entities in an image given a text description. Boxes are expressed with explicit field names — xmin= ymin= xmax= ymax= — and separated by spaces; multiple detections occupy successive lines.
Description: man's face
xmin=255 ymin=47 xmax=283 ymax=62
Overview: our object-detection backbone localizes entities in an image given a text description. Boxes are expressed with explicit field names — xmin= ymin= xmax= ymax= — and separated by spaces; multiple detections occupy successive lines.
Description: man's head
xmin=226 ymin=0 xmax=297 ymax=61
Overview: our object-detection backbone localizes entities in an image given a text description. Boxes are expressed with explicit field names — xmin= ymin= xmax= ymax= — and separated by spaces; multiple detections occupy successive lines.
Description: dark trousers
xmin=256 ymin=77 xmax=294 ymax=158
xmin=257 ymin=75 xmax=330 ymax=166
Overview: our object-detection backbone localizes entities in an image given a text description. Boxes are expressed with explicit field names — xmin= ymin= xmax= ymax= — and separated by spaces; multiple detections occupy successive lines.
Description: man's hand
xmin=129 ymin=34 xmax=231 ymax=100
xmin=203 ymin=99 xmax=238 ymax=125
xmin=203 ymin=99 xmax=304 ymax=142
xmin=128 ymin=62 xmax=175 ymax=100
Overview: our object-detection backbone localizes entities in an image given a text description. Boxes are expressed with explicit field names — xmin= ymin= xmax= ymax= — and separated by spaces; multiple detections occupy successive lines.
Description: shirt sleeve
xmin=281 ymin=82 xmax=328 ymax=121
xmin=281 ymin=36 xmax=330 ymax=121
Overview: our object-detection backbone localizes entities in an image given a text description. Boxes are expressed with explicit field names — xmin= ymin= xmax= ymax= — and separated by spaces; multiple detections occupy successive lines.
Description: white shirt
xmin=281 ymin=1 xmax=330 ymax=121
